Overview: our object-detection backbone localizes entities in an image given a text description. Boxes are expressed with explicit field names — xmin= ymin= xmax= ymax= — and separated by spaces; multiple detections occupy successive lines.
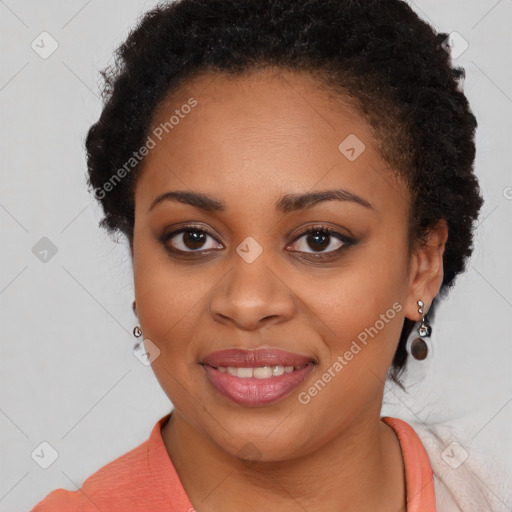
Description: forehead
xmin=136 ymin=68 xmax=408 ymax=215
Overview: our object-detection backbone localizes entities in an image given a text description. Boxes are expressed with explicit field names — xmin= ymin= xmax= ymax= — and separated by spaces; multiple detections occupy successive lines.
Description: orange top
xmin=382 ymin=416 xmax=436 ymax=511
xmin=31 ymin=414 xmax=436 ymax=511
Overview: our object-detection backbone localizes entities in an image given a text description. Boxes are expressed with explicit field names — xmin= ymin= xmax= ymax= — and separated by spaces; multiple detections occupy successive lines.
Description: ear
xmin=404 ymin=219 xmax=448 ymax=321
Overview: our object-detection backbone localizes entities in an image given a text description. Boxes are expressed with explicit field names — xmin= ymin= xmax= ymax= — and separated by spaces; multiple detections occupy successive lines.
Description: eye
xmin=159 ymin=223 xmax=355 ymax=258
xmin=160 ymin=225 xmax=223 ymax=253
xmin=288 ymin=225 xmax=354 ymax=255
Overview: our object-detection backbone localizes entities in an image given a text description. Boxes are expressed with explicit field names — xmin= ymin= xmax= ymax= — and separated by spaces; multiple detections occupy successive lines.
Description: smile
xmin=215 ymin=364 xmax=307 ymax=378
xmin=200 ymin=347 xmax=317 ymax=406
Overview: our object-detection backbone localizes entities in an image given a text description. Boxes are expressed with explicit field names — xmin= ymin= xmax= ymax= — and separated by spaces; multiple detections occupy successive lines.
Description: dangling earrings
xmin=407 ymin=299 xmax=432 ymax=361
xmin=417 ymin=300 xmax=432 ymax=338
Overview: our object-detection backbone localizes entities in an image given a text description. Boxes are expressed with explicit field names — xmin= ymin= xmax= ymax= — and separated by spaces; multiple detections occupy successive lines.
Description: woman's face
xmin=131 ymin=68 xmax=435 ymax=461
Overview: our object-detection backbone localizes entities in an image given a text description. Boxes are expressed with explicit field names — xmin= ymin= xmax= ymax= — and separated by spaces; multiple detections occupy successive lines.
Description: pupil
xmin=184 ymin=230 xmax=205 ymax=249
xmin=308 ymin=231 xmax=329 ymax=251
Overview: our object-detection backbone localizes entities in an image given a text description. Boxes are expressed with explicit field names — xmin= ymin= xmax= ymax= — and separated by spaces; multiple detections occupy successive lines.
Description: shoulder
xmin=382 ymin=416 xmax=436 ymax=510
xmin=31 ymin=415 xmax=175 ymax=512
xmin=31 ymin=437 xmax=151 ymax=511
xmin=400 ymin=419 xmax=506 ymax=512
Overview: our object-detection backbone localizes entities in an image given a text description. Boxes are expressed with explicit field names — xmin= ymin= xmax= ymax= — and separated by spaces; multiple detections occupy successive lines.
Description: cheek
xmin=293 ymin=258 xmax=408 ymax=444
xmin=132 ymin=228 xmax=203 ymax=356
xmin=132 ymin=247 xmax=209 ymax=409
xmin=308 ymin=234 xmax=410 ymax=376
xmin=134 ymin=265 xmax=208 ymax=353
xmin=318 ymin=264 xmax=406 ymax=344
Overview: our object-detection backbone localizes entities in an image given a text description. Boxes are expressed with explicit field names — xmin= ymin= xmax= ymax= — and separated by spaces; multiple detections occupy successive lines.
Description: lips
xmin=201 ymin=348 xmax=315 ymax=368
xmin=200 ymin=348 xmax=316 ymax=407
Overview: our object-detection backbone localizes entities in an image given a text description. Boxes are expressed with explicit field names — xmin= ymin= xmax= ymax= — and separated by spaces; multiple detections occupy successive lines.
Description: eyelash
xmin=159 ymin=223 xmax=355 ymax=259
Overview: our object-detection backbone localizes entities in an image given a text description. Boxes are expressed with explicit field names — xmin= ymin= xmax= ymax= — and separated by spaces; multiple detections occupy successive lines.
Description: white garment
xmin=411 ymin=420 xmax=509 ymax=511
xmin=383 ymin=321 xmax=511 ymax=511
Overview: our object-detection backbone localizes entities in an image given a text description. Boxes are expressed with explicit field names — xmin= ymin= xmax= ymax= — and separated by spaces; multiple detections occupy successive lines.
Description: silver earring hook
xmin=417 ymin=300 xmax=432 ymax=338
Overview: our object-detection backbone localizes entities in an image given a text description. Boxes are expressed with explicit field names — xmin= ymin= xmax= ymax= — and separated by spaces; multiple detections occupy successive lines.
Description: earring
xmin=417 ymin=300 xmax=432 ymax=338
xmin=133 ymin=325 xmax=142 ymax=338
xmin=407 ymin=300 xmax=431 ymax=361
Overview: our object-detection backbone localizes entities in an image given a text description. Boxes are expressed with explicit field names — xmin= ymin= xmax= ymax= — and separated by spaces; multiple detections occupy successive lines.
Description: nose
xmin=208 ymin=252 xmax=296 ymax=331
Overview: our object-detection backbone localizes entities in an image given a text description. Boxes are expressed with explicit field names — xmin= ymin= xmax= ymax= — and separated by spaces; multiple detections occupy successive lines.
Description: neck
xmin=161 ymin=407 xmax=406 ymax=512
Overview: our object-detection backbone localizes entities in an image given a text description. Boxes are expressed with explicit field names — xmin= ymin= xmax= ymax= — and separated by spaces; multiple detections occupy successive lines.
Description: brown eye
xmin=161 ymin=226 xmax=223 ymax=253
xmin=289 ymin=227 xmax=352 ymax=254
xmin=181 ymin=230 xmax=207 ymax=250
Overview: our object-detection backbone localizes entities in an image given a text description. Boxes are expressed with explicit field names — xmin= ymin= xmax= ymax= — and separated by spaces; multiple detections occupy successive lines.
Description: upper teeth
xmin=217 ymin=365 xmax=301 ymax=378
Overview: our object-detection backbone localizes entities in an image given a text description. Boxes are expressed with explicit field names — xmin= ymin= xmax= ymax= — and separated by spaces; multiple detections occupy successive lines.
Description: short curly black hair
xmin=85 ymin=0 xmax=483 ymax=385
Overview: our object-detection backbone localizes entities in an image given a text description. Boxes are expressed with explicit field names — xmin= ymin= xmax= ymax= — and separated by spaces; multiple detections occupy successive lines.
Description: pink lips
xmin=201 ymin=348 xmax=316 ymax=407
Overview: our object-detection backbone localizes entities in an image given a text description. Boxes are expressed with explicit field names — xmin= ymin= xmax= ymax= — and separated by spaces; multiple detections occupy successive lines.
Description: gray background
xmin=0 ymin=0 xmax=511 ymax=510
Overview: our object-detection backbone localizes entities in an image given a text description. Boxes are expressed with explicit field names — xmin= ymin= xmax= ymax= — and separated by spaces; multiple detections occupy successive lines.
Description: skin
xmin=130 ymin=67 xmax=448 ymax=512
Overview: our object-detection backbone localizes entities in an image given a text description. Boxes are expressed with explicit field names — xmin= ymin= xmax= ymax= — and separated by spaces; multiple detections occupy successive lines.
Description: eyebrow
xmin=148 ymin=188 xmax=374 ymax=213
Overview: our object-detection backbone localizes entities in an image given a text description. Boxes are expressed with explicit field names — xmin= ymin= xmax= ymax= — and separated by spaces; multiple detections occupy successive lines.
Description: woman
xmin=31 ymin=0 xmax=496 ymax=510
